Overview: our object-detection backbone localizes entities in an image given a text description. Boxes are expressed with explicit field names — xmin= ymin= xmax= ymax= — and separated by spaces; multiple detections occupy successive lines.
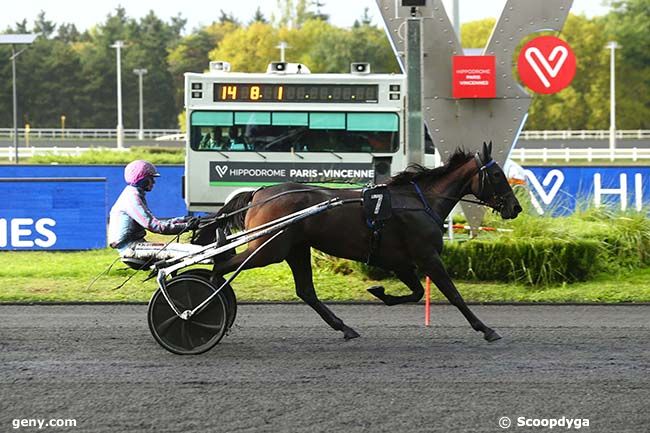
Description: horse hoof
xmin=484 ymin=329 xmax=502 ymax=342
xmin=343 ymin=328 xmax=360 ymax=340
xmin=367 ymin=286 xmax=385 ymax=298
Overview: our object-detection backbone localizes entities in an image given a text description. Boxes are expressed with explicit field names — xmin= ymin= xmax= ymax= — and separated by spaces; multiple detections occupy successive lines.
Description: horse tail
xmin=217 ymin=190 xmax=255 ymax=231
xmin=191 ymin=190 xmax=255 ymax=246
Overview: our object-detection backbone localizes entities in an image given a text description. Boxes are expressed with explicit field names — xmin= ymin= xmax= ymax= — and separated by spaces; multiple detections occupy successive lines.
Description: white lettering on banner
xmin=230 ymin=168 xmax=286 ymax=178
xmin=290 ymin=169 xmax=318 ymax=178
xmin=322 ymin=169 xmax=374 ymax=178
xmin=636 ymin=173 xmax=643 ymax=211
xmin=0 ymin=219 xmax=6 ymax=247
xmin=11 ymin=218 xmax=34 ymax=247
xmin=0 ymin=218 xmax=58 ymax=248
xmin=594 ymin=173 xmax=627 ymax=210
xmin=524 ymin=169 xmax=564 ymax=214
xmin=35 ymin=218 xmax=57 ymax=247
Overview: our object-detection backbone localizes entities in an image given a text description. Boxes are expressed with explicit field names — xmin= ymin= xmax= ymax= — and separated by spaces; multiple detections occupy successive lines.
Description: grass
xmin=26 ymin=147 xmax=184 ymax=165
xmin=1 ymin=244 xmax=649 ymax=303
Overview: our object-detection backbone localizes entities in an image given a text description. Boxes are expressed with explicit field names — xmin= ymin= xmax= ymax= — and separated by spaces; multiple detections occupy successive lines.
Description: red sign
xmin=452 ymin=56 xmax=496 ymax=99
xmin=517 ymin=36 xmax=576 ymax=94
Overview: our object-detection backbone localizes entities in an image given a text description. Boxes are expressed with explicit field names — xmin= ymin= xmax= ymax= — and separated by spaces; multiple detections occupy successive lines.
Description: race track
xmin=0 ymin=304 xmax=648 ymax=432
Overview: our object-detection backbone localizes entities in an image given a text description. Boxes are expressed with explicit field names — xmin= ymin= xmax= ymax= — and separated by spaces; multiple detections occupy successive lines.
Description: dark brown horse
xmin=195 ymin=142 xmax=521 ymax=342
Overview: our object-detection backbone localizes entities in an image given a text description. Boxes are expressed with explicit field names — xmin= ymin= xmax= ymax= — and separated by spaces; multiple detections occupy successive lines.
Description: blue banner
xmin=522 ymin=166 xmax=650 ymax=215
xmin=0 ymin=165 xmax=186 ymax=218
xmin=0 ymin=178 xmax=107 ymax=250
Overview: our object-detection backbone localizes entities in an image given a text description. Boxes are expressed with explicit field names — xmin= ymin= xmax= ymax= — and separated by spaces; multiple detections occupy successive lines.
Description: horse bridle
xmin=470 ymin=153 xmax=514 ymax=213
xmin=423 ymin=153 xmax=510 ymax=213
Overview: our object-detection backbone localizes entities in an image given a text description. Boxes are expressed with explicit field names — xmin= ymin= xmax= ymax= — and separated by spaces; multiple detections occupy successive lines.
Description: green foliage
xmin=1 ymin=2 xmax=649 ymax=130
xmin=28 ymin=147 xmax=184 ymax=164
xmin=460 ymin=18 xmax=496 ymax=48
xmin=442 ymin=238 xmax=602 ymax=285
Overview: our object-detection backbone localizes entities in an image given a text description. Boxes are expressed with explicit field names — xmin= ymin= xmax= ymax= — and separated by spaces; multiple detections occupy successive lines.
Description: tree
xmin=605 ymin=0 xmax=650 ymax=128
xmin=251 ymin=7 xmax=268 ymax=24
xmin=168 ymin=21 xmax=239 ymax=108
xmin=460 ymin=18 xmax=495 ymax=48
xmin=33 ymin=11 xmax=56 ymax=38
xmin=209 ymin=22 xmax=278 ymax=72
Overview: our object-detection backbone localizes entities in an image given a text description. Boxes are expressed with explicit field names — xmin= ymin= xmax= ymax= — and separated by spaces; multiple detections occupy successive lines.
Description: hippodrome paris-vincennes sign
xmin=209 ymin=161 xmax=375 ymax=185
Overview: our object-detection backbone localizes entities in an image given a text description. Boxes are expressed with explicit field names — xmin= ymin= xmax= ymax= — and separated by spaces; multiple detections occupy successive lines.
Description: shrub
xmin=441 ymin=238 xmax=603 ymax=285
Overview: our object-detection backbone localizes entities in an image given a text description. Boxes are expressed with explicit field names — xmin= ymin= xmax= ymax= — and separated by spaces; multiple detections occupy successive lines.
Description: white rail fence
xmin=0 ymin=128 xmax=180 ymax=140
xmin=519 ymin=130 xmax=650 ymax=140
xmin=1 ymin=129 xmax=650 ymax=162
xmin=2 ymin=128 xmax=649 ymax=141
xmin=510 ymin=147 xmax=650 ymax=162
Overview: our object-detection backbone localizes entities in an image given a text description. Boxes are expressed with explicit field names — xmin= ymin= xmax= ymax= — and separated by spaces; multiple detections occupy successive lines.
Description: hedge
xmin=441 ymin=238 xmax=604 ymax=285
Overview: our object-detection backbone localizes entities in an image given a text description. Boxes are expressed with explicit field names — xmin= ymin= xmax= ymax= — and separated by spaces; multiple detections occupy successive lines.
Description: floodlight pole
xmin=11 ymin=45 xmax=18 ymax=163
xmin=133 ymin=68 xmax=148 ymax=140
xmin=606 ymin=41 xmax=619 ymax=153
xmin=112 ymin=41 xmax=125 ymax=149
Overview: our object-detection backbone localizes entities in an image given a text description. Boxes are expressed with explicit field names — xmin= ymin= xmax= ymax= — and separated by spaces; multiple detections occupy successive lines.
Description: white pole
xmin=452 ymin=0 xmax=460 ymax=36
xmin=11 ymin=44 xmax=18 ymax=163
xmin=133 ymin=68 xmax=147 ymax=140
xmin=606 ymin=41 xmax=619 ymax=153
xmin=112 ymin=41 xmax=125 ymax=149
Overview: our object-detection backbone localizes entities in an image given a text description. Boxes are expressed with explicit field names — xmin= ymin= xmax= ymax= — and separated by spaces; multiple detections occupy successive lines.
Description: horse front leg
xmin=419 ymin=253 xmax=501 ymax=342
xmin=286 ymin=246 xmax=360 ymax=340
xmin=367 ymin=267 xmax=424 ymax=306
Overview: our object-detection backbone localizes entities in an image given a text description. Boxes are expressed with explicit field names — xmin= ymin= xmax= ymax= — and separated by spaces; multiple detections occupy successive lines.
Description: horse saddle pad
xmin=362 ymin=184 xmax=392 ymax=223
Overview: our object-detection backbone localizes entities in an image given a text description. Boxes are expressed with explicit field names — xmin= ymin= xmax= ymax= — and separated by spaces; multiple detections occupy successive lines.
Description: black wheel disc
xmin=180 ymin=269 xmax=237 ymax=330
xmin=147 ymin=275 xmax=227 ymax=355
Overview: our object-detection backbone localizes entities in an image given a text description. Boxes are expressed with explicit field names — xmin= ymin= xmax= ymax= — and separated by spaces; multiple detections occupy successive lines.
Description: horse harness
xmin=361 ymin=154 xmax=500 ymax=265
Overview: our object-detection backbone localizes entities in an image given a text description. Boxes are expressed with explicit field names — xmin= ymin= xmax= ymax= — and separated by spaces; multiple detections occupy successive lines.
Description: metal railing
xmin=518 ymin=130 xmax=650 ymax=140
xmin=0 ymin=128 xmax=181 ymax=140
xmin=510 ymin=147 xmax=650 ymax=162
xmin=3 ymin=145 xmax=650 ymax=163
xmin=2 ymin=128 xmax=649 ymax=141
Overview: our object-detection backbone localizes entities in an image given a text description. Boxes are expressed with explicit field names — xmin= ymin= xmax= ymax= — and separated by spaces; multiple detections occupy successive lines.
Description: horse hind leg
xmin=286 ymin=246 xmax=360 ymax=340
xmin=367 ymin=268 xmax=424 ymax=306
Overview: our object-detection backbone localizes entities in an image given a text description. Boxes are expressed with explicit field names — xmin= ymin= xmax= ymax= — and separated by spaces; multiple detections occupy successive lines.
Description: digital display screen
xmin=214 ymin=83 xmax=378 ymax=103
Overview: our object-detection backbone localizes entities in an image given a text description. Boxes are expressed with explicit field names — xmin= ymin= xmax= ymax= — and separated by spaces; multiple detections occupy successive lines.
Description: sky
xmin=1 ymin=1 xmax=611 ymax=34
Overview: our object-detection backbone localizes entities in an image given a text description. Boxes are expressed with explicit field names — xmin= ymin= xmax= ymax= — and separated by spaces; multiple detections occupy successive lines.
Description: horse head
xmin=471 ymin=141 xmax=522 ymax=220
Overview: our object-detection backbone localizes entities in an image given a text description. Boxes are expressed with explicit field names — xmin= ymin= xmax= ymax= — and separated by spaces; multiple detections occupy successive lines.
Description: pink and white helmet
xmin=124 ymin=160 xmax=160 ymax=185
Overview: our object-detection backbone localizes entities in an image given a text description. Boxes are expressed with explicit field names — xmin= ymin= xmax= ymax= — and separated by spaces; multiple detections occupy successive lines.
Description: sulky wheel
xmin=180 ymin=269 xmax=237 ymax=330
xmin=148 ymin=275 xmax=228 ymax=355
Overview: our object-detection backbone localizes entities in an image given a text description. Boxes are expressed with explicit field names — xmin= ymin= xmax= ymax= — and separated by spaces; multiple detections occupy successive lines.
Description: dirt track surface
xmin=0 ymin=304 xmax=648 ymax=432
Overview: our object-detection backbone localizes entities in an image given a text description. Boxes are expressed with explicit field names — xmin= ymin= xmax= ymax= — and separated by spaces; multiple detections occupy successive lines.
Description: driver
xmin=108 ymin=160 xmax=203 ymax=262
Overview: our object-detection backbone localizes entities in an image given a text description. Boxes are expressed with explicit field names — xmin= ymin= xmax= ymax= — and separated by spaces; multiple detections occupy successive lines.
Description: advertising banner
xmin=523 ymin=166 xmax=650 ymax=215
xmin=209 ymin=161 xmax=375 ymax=186
xmin=0 ymin=178 xmax=107 ymax=250
xmin=452 ymin=55 xmax=496 ymax=98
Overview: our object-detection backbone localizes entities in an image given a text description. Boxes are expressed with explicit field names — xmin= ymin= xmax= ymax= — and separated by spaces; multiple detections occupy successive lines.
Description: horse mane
xmin=387 ymin=148 xmax=474 ymax=186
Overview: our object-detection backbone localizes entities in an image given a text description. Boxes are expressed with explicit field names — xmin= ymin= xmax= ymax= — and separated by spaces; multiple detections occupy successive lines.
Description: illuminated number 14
xmin=221 ymin=86 xmax=237 ymax=100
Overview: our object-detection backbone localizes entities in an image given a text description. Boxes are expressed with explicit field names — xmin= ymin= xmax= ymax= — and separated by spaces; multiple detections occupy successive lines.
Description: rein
xmin=410 ymin=154 xmax=502 ymax=218
xmin=198 ymin=185 xmax=363 ymax=227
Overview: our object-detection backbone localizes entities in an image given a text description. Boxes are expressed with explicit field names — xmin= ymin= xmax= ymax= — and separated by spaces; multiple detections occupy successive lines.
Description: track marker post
xmin=425 ymin=277 xmax=431 ymax=326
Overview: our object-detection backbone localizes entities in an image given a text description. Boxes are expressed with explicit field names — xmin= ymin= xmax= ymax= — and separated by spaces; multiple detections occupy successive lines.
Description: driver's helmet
xmin=124 ymin=160 xmax=160 ymax=185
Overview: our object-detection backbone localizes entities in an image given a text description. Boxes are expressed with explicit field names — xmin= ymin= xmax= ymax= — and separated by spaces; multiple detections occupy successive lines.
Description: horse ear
xmin=488 ymin=140 xmax=493 ymax=156
xmin=482 ymin=141 xmax=489 ymax=162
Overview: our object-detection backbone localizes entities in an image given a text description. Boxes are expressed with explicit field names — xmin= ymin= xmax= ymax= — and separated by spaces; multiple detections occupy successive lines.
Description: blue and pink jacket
xmin=108 ymin=185 xmax=188 ymax=252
